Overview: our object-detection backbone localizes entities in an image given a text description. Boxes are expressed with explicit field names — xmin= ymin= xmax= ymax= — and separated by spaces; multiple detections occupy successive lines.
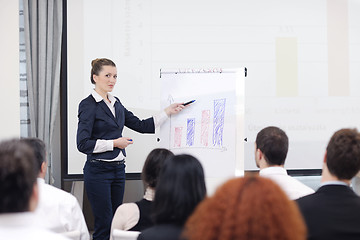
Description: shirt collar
xmin=320 ymin=181 xmax=348 ymax=187
xmin=92 ymin=89 xmax=117 ymax=106
xmin=0 ymin=212 xmax=39 ymax=227
xmin=259 ymin=166 xmax=288 ymax=176
xmin=37 ymin=178 xmax=45 ymax=184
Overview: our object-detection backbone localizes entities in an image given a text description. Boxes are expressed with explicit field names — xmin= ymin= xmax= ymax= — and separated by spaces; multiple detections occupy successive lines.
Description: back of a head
xmin=0 ymin=139 xmax=38 ymax=213
xmin=20 ymin=138 xmax=46 ymax=173
xmin=141 ymin=148 xmax=174 ymax=188
xmin=326 ymin=128 xmax=360 ymax=180
xmin=184 ymin=176 xmax=306 ymax=240
xmin=152 ymin=154 xmax=207 ymax=226
xmin=256 ymin=126 xmax=288 ymax=166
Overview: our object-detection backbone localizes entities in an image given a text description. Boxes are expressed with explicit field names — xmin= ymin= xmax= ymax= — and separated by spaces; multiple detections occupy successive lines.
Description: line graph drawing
xmin=213 ymin=98 xmax=226 ymax=147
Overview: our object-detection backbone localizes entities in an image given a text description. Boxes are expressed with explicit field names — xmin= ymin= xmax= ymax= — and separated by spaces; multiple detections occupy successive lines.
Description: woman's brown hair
xmin=183 ymin=176 xmax=306 ymax=240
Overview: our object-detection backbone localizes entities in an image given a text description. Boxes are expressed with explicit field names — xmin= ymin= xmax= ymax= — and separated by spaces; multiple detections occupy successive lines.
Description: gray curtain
xmin=23 ymin=0 xmax=63 ymax=183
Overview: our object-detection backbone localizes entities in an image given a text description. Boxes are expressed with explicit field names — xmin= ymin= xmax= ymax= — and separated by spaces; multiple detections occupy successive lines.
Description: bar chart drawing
xmin=160 ymin=68 xmax=243 ymax=178
xmin=169 ymin=98 xmax=227 ymax=151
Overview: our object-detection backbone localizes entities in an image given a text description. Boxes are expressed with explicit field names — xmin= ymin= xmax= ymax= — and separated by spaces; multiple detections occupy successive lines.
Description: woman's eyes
xmin=105 ymin=74 xmax=117 ymax=79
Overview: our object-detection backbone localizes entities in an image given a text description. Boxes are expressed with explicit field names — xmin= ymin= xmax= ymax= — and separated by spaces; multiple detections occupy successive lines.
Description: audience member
xmin=183 ymin=176 xmax=306 ymax=240
xmin=137 ymin=154 xmax=207 ymax=240
xmin=296 ymin=128 xmax=360 ymax=240
xmin=110 ymin=148 xmax=174 ymax=237
xmin=0 ymin=139 xmax=68 ymax=240
xmin=255 ymin=126 xmax=314 ymax=199
xmin=21 ymin=138 xmax=89 ymax=240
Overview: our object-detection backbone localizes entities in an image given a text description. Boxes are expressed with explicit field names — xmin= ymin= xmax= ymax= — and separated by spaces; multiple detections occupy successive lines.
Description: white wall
xmin=0 ymin=0 xmax=20 ymax=140
xmin=68 ymin=0 xmax=360 ymax=175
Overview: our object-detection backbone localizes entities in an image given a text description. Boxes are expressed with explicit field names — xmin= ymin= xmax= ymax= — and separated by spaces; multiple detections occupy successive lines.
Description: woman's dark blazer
xmin=77 ymin=94 xmax=155 ymax=161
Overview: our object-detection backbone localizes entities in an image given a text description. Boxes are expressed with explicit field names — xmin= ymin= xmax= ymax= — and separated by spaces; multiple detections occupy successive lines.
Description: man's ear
xmin=323 ymin=151 xmax=327 ymax=164
xmin=40 ymin=161 xmax=47 ymax=174
xmin=256 ymin=148 xmax=263 ymax=160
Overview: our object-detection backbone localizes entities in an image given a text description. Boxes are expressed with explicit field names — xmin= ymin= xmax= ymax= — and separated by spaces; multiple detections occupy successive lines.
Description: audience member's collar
xmin=0 ymin=211 xmax=39 ymax=227
xmin=37 ymin=178 xmax=45 ymax=184
xmin=91 ymin=89 xmax=116 ymax=105
xmin=144 ymin=187 xmax=155 ymax=201
xmin=259 ymin=166 xmax=287 ymax=176
xmin=320 ymin=181 xmax=349 ymax=187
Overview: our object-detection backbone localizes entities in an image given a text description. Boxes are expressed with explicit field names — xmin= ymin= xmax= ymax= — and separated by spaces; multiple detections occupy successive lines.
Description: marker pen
xmin=183 ymin=100 xmax=196 ymax=106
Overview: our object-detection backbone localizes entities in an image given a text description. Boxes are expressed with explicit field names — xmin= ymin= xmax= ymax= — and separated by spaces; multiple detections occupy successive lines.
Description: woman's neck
xmin=94 ymin=88 xmax=108 ymax=102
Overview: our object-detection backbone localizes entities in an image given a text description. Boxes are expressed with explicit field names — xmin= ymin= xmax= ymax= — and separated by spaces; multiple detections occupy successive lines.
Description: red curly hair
xmin=183 ymin=176 xmax=306 ymax=240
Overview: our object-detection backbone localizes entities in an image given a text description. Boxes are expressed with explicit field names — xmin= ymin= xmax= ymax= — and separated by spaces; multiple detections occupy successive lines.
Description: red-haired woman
xmin=183 ymin=176 xmax=306 ymax=240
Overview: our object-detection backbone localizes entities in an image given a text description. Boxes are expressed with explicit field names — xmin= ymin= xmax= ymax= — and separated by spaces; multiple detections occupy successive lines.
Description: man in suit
xmin=255 ymin=126 xmax=314 ymax=200
xmin=296 ymin=128 xmax=360 ymax=240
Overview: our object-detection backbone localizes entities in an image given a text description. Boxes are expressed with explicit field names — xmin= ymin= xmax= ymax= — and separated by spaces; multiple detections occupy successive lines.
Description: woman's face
xmin=93 ymin=65 xmax=117 ymax=94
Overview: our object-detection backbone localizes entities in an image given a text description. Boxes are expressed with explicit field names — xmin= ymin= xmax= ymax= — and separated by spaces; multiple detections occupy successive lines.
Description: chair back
xmin=112 ymin=229 xmax=141 ymax=240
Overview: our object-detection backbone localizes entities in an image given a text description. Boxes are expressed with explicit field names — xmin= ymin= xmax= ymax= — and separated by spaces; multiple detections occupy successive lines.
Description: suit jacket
xmin=77 ymin=94 xmax=155 ymax=160
xmin=296 ymin=184 xmax=360 ymax=240
xmin=137 ymin=224 xmax=183 ymax=240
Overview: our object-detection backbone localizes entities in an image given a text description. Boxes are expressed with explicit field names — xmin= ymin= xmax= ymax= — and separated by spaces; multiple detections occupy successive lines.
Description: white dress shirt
xmin=91 ymin=90 xmax=168 ymax=161
xmin=0 ymin=212 xmax=69 ymax=240
xmin=260 ymin=167 xmax=315 ymax=200
xmin=34 ymin=178 xmax=90 ymax=240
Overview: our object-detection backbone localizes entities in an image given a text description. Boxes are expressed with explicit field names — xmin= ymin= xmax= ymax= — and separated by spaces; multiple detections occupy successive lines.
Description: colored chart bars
xmin=173 ymin=98 xmax=226 ymax=148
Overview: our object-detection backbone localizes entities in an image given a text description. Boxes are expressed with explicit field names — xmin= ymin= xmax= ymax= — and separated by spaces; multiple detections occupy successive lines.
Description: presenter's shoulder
xmin=114 ymin=96 xmax=124 ymax=105
xmin=79 ymin=94 xmax=97 ymax=108
xmin=80 ymin=94 xmax=96 ymax=104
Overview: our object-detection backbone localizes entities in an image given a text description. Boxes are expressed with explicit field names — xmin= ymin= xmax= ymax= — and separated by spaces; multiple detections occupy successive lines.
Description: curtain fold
xmin=23 ymin=0 xmax=63 ymax=183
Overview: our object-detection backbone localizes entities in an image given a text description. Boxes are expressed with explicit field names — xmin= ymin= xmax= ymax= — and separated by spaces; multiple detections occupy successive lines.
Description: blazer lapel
xmin=99 ymin=101 xmax=118 ymax=126
xmin=114 ymin=100 xmax=123 ymax=127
